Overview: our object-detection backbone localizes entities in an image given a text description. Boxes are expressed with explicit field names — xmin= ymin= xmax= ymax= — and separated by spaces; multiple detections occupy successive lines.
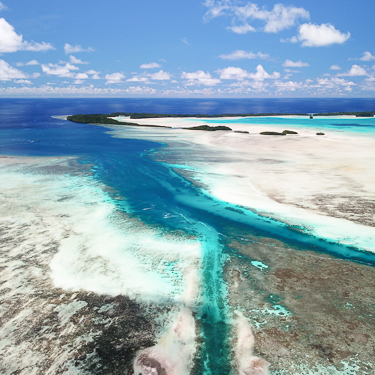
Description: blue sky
xmin=1 ymin=0 xmax=375 ymax=97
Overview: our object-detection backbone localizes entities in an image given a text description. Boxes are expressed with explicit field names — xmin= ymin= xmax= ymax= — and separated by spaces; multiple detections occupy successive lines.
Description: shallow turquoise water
xmin=199 ymin=116 xmax=375 ymax=134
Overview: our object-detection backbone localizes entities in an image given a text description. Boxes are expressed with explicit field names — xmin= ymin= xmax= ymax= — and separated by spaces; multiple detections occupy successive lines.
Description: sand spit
xmin=108 ymin=116 xmax=375 ymax=252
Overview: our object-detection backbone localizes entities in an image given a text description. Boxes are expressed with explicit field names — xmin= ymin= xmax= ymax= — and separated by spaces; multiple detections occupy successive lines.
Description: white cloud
xmin=140 ymin=62 xmax=161 ymax=69
xmin=291 ymin=23 xmax=350 ymax=47
xmin=317 ymin=77 xmax=356 ymax=88
xmin=181 ymin=37 xmax=189 ymax=45
xmin=64 ymin=43 xmax=94 ymax=54
xmin=219 ymin=50 xmax=269 ymax=60
xmin=85 ymin=70 xmax=100 ymax=79
xmin=149 ymin=70 xmax=171 ymax=80
xmin=26 ymin=60 xmax=39 ymax=66
xmin=75 ymin=73 xmax=88 ymax=79
xmin=181 ymin=70 xmax=221 ymax=86
xmin=227 ymin=24 xmax=255 ymax=34
xmin=14 ymin=79 xmax=32 ymax=84
xmin=283 ymin=59 xmax=309 ymax=68
xmin=338 ymin=64 xmax=367 ymax=77
xmin=105 ymin=72 xmax=125 ymax=84
xmin=204 ymin=1 xmax=309 ymax=33
xmin=217 ymin=64 xmax=280 ymax=81
xmin=330 ymin=65 xmax=341 ymax=70
xmin=248 ymin=64 xmax=280 ymax=80
xmin=126 ymin=86 xmax=157 ymax=94
xmin=0 ymin=59 xmax=28 ymax=81
xmin=0 ymin=84 xmax=131 ymax=97
xmin=0 ymin=2 xmax=7 ymax=11
xmin=217 ymin=66 xmax=249 ymax=80
xmin=274 ymin=80 xmax=304 ymax=92
xmin=360 ymin=51 xmax=375 ymax=61
xmin=127 ymin=76 xmax=149 ymax=83
xmin=0 ymin=18 xmax=54 ymax=53
xmin=69 ymin=55 xmax=88 ymax=64
xmin=41 ymin=63 xmax=79 ymax=78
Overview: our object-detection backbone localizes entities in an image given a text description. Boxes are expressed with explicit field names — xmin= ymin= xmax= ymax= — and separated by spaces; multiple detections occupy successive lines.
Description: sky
xmin=1 ymin=0 xmax=375 ymax=97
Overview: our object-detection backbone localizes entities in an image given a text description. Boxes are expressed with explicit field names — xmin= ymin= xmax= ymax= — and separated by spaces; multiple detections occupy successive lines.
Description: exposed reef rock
xmin=282 ymin=130 xmax=298 ymax=135
xmin=184 ymin=125 xmax=232 ymax=131
xmin=260 ymin=131 xmax=286 ymax=136
xmin=260 ymin=130 xmax=298 ymax=136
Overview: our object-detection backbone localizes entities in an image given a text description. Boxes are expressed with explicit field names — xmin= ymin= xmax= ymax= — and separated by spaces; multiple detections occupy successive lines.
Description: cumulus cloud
xmin=140 ymin=62 xmax=161 ymax=69
xmin=330 ymin=65 xmax=341 ymax=70
xmin=0 ymin=84 xmax=131 ymax=97
xmin=126 ymin=76 xmax=149 ymax=83
xmin=288 ymin=23 xmax=350 ymax=47
xmin=14 ymin=79 xmax=32 ymax=84
xmin=204 ymin=1 xmax=309 ymax=34
xmin=360 ymin=51 xmax=375 ymax=61
xmin=0 ymin=59 xmax=28 ymax=81
xmin=105 ymin=72 xmax=125 ymax=84
xmin=217 ymin=64 xmax=280 ymax=81
xmin=283 ymin=59 xmax=309 ymax=68
xmin=75 ymin=73 xmax=88 ymax=79
xmin=0 ymin=18 xmax=54 ymax=53
xmin=181 ymin=70 xmax=221 ymax=86
xmin=219 ymin=50 xmax=269 ymax=60
xmin=85 ymin=70 xmax=101 ymax=79
xmin=149 ymin=70 xmax=171 ymax=80
xmin=41 ymin=63 xmax=79 ymax=78
xmin=338 ymin=64 xmax=367 ymax=77
xmin=274 ymin=80 xmax=304 ymax=92
xmin=64 ymin=43 xmax=94 ymax=54
xmin=317 ymin=77 xmax=356 ymax=90
xmin=69 ymin=55 xmax=88 ymax=64
xmin=126 ymin=86 xmax=157 ymax=94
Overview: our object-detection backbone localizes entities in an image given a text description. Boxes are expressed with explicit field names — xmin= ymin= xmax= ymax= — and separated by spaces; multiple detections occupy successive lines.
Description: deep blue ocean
xmin=1 ymin=98 xmax=375 ymax=374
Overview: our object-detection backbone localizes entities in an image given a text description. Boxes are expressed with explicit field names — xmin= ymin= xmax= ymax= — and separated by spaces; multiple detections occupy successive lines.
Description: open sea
xmin=0 ymin=98 xmax=375 ymax=375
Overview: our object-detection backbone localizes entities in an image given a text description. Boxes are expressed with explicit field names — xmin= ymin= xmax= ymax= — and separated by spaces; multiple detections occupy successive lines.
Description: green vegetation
xmin=260 ymin=131 xmax=286 ymax=136
xmin=67 ymin=114 xmax=123 ymax=125
xmin=234 ymin=130 xmax=249 ymax=134
xmin=354 ymin=112 xmax=374 ymax=117
xmin=314 ymin=111 xmax=375 ymax=117
xmin=66 ymin=114 xmax=171 ymax=128
xmin=183 ymin=125 xmax=232 ymax=131
xmin=316 ymin=132 xmax=325 ymax=135
xmin=282 ymin=130 xmax=298 ymax=134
